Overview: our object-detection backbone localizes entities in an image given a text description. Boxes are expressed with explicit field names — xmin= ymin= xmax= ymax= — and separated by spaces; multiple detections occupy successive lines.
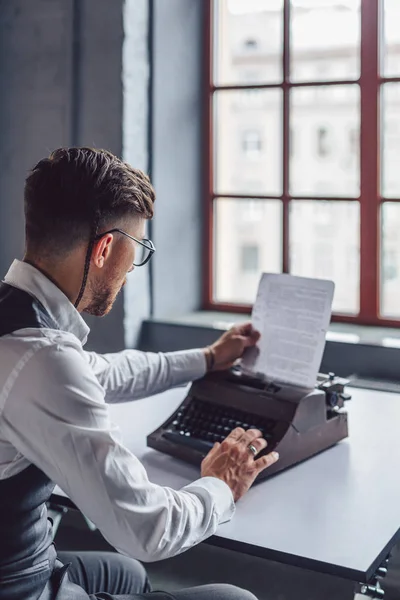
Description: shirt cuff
xmin=164 ymin=349 xmax=207 ymax=386
xmin=182 ymin=476 xmax=236 ymax=524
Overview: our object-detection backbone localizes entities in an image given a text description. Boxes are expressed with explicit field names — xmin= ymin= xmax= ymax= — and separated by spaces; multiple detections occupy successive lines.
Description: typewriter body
xmin=147 ymin=368 xmax=350 ymax=481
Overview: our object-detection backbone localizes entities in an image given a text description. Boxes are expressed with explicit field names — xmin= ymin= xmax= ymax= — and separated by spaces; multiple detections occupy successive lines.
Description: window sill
xmin=146 ymin=310 xmax=400 ymax=348
xmin=139 ymin=311 xmax=400 ymax=384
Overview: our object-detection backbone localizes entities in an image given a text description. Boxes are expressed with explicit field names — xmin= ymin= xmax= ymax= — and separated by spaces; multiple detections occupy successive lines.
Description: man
xmin=0 ymin=148 xmax=278 ymax=600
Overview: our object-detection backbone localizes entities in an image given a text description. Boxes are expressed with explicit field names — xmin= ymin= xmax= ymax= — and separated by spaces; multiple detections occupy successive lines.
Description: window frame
xmin=203 ymin=0 xmax=400 ymax=327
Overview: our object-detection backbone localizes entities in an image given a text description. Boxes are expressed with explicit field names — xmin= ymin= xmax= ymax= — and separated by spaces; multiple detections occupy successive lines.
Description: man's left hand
xmin=203 ymin=322 xmax=260 ymax=372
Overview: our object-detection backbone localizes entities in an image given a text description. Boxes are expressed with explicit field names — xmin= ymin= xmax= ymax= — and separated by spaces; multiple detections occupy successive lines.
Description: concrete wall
xmin=123 ymin=0 xmax=152 ymax=349
xmin=0 ymin=0 xmax=206 ymax=349
xmin=152 ymin=0 xmax=205 ymax=319
xmin=0 ymin=0 xmax=151 ymax=352
xmin=0 ymin=0 xmax=73 ymax=273
xmin=73 ymin=0 xmax=127 ymax=352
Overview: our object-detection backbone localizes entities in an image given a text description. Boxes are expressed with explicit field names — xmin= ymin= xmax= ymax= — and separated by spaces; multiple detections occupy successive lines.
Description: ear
xmin=92 ymin=233 xmax=114 ymax=269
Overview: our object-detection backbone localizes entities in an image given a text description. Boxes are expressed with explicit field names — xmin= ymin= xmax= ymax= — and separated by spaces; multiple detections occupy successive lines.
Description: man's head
xmin=24 ymin=147 xmax=155 ymax=316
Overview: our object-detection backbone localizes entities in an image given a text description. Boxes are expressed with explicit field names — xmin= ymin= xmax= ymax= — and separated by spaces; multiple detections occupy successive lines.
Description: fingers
xmin=246 ymin=436 xmax=268 ymax=456
xmin=255 ymin=451 xmax=279 ymax=473
xmin=235 ymin=322 xmax=260 ymax=339
xmin=237 ymin=427 xmax=264 ymax=445
xmin=249 ymin=328 xmax=261 ymax=344
xmin=223 ymin=427 xmax=264 ymax=448
xmin=206 ymin=442 xmax=221 ymax=458
xmin=237 ymin=328 xmax=261 ymax=349
xmin=235 ymin=321 xmax=253 ymax=335
xmin=207 ymin=442 xmax=220 ymax=456
xmin=225 ymin=428 xmax=268 ymax=464
xmin=225 ymin=427 xmax=245 ymax=442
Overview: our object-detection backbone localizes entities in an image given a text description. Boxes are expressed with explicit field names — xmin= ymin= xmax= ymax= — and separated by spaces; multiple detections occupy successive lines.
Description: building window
xmin=349 ymin=127 xmax=359 ymax=155
xmin=206 ymin=0 xmax=400 ymax=326
xmin=241 ymin=245 xmax=259 ymax=273
xmin=243 ymin=38 xmax=259 ymax=51
xmin=383 ymin=249 xmax=397 ymax=281
xmin=316 ymin=127 xmax=331 ymax=157
xmin=241 ymin=70 xmax=262 ymax=85
xmin=240 ymin=199 xmax=264 ymax=222
xmin=313 ymin=242 xmax=334 ymax=278
xmin=241 ymin=130 xmax=263 ymax=158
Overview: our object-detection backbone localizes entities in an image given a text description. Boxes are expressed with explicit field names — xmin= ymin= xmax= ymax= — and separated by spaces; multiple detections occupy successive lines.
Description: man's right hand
xmin=200 ymin=428 xmax=279 ymax=502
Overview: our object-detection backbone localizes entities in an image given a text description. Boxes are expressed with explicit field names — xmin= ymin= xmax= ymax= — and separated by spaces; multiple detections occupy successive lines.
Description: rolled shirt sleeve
xmin=85 ymin=348 xmax=207 ymax=403
xmin=0 ymin=338 xmax=234 ymax=562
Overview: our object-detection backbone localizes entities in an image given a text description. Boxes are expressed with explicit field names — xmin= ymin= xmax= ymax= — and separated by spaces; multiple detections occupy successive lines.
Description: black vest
xmin=0 ymin=282 xmax=88 ymax=600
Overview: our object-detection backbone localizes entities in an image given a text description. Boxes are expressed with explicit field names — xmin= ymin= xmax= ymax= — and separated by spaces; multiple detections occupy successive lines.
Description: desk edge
xmin=49 ymin=492 xmax=399 ymax=583
xmin=206 ymin=533 xmax=399 ymax=584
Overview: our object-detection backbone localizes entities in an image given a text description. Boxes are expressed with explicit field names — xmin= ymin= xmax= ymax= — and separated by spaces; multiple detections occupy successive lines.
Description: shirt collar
xmin=3 ymin=259 xmax=90 ymax=345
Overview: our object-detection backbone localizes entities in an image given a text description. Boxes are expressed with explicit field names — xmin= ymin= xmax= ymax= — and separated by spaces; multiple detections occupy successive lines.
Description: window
xmin=349 ymin=127 xmax=358 ymax=155
xmin=241 ymin=129 xmax=263 ymax=158
xmin=241 ymin=70 xmax=262 ymax=85
xmin=243 ymin=38 xmax=259 ymax=51
xmin=313 ymin=242 xmax=334 ymax=279
xmin=316 ymin=127 xmax=331 ymax=158
xmin=383 ymin=249 xmax=397 ymax=281
xmin=240 ymin=199 xmax=264 ymax=222
xmin=241 ymin=245 xmax=259 ymax=273
xmin=205 ymin=0 xmax=400 ymax=327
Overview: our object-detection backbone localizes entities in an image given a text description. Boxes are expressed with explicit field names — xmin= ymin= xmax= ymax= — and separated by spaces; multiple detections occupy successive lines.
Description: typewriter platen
xmin=147 ymin=369 xmax=350 ymax=481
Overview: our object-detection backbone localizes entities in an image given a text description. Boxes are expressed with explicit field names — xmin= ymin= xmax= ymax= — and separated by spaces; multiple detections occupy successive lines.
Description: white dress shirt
xmin=0 ymin=260 xmax=235 ymax=562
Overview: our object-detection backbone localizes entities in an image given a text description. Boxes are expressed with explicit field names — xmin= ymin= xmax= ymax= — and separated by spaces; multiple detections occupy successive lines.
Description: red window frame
xmin=203 ymin=0 xmax=400 ymax=326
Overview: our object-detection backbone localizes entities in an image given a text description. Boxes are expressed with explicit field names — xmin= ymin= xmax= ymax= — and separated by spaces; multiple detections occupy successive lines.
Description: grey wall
xmin=152 ymin=0 xmax=205 ymax=319
xmin=73 ymin=0 xmax=126 ymax=352
xmin=0 ymin=0 xmax=151 ymax=352
xmin=123 ymin=0 xmax=152 ymax=349
xmin=0 ymin=0 xmax=73 ymax=273
xmin=0 ymin=0 xmax=206 ymax=349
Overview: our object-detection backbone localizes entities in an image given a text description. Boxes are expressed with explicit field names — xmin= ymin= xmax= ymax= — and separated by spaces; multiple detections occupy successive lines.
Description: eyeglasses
xmin=94 ymin=228 xmax=156 ymax=267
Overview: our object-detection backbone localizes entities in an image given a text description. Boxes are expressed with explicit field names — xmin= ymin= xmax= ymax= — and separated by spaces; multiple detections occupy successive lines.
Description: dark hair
xmin=24 ymin=147 xmax=155 ymax=255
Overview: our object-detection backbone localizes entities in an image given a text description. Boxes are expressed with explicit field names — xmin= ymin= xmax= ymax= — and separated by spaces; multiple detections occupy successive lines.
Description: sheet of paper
xmin=241 ymin=273 xmax=334 ymax=390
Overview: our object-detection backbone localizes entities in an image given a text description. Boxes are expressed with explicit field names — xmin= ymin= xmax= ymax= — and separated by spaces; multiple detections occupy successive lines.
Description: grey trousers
xmin=57 ymin=552 xmax=258 ymax=600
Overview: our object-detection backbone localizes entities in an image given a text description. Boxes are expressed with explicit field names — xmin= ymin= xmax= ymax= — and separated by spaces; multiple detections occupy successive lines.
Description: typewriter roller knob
xmin=328 ymin=391 xmax=338 ymax=408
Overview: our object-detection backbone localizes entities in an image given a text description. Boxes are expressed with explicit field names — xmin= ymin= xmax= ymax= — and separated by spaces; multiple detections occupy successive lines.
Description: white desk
xmin=51 ymin=385 xmax=400 ymax=592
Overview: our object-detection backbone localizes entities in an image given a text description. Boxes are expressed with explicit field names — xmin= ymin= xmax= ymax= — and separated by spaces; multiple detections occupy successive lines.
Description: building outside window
xmin=241 ymin=129 xmax=263 ymax=158
xmin=207 ymin=0 xmax=400 ymax=325
xmin=241 ymin=245 xmax=260 ymax=273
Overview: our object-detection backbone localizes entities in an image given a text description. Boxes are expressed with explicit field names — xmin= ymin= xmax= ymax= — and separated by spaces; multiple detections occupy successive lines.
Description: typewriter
xmin=147 ymin=368 xmax=350 ymax=481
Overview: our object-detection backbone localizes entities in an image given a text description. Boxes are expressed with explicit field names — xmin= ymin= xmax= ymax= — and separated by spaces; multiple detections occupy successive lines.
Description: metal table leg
xmin=354 ymin=556 xmax=390 ymax=599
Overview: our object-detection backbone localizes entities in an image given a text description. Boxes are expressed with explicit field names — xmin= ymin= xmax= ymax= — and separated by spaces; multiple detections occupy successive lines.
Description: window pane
xmin=214 ymin=89 xmax=282 ymax=196
xmin=381 ymin=203 xmax=400 ymax=318
xmin=290 ymin=85 xmax=360 ymax=196
xmin=383 ymin=0 xmax=400 ymax=77
xmin=214 ymin=199 xmax=282 ymax=303
xmin=290 ymin=201 xmax=360 ymax=314
xmin=214 ymin=0 xmax=283 ymax=86
xmin=241 ymin=245 xmax=259 ymax=273
xmin=290 ymin=0 xmax=360 ymax=82
xmin=381 ymin=84 xmax=400 ymax=198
